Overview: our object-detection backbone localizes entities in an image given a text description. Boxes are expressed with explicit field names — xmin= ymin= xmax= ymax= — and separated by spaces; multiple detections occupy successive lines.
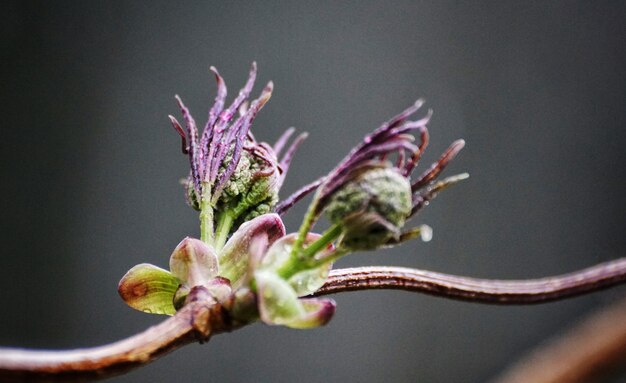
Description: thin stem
xmin=214 ymin=211 xmax=235 ymax=250
xmin=302 ymin=223 xmax=343 ymax=259
xmin=299 ymin=248 xmax=349 ymax=276
xmin=199 ymin=183 xmax=214 ymax=245
xmin=290 ymin=195 xmax=319 ymax=257
xmin=277 ymin=224 xmax=343 ymax=279
xmin=314 ymin=258 xmax=626 ymax=304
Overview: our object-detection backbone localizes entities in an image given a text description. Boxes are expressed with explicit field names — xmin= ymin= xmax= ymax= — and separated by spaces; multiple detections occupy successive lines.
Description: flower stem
xmin=291 ymin=192 xmax=321 ymax=257
xmin=278 ymin=223 xmax=343 ymax=279
xmin=214 ymin=211 xmax=235 ymax=250
xmin=305 ymin=248 xmax=348 ymax=270
xmin=302 ymin=223 xmax=343 ymax=259
xmin=199 ymin=183 xmax=215 ymax=245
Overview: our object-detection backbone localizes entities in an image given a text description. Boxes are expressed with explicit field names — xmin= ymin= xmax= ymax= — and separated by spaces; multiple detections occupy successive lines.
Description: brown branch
xmin=1 ymin=259 xmax=625 ymax=381
xmin=315 ymin=257 xmax=626 ymax=304
xmin=0 ymin=289 xmax=228 ymax=382
xmin=491 ymin=295 xmax=626 ymax=383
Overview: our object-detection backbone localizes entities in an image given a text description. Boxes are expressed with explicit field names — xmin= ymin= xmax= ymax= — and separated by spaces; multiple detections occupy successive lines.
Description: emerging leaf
xmin=261 ymin=233 xmax=334 ymax=296
xmin=118 ymin=263 xmax=180 ymax=315
xmin=255 ymin=270 xmax=335 ymax=329
xmin=169 ymin=237 xmax=219 ymax=286
xmin=219 ymin=213 xmax=285 ymax=288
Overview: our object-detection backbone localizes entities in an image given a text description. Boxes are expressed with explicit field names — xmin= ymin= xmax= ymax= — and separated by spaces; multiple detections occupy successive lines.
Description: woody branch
xmin=0 ymin=258 xmax=625 ymax=382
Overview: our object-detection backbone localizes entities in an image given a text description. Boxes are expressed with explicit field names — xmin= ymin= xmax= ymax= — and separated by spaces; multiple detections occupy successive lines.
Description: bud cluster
xmin=118 ymin=65 xmax=467 ymax=331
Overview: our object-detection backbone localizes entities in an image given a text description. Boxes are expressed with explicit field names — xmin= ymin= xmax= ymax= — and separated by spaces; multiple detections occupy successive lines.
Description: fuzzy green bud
xmin=217 ymin=149 xmax=280 ymax=221
xmin=325 ymin=165 xmax=412 ymax=250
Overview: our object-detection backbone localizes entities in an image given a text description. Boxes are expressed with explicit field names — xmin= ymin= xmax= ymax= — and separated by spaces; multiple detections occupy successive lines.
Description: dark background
xmin=1 ymin=1 xmax=625 ymax=382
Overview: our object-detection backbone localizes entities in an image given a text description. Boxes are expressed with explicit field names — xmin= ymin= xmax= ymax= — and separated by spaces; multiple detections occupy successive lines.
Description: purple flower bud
xmin=289 ymin=101 xmax=467 ymax=253
xmin=170 ymin=63 xmax=308 ymax=245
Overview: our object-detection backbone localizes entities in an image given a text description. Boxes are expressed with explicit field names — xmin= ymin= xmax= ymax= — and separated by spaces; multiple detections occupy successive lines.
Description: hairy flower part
xmin=170 ymin=63 xmax=307 ymax=245
xmin=287 ymin=100 xmax=467 ymax=255
xmin=318 ymin=100 xmax=466 ymax=217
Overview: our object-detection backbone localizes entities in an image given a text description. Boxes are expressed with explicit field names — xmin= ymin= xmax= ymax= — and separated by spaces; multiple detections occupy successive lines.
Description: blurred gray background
xmin=1 ymin=1 xmax=625 ymax=382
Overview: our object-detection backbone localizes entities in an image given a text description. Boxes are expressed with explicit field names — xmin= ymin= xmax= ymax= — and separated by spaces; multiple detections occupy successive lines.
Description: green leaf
xmin=255 ymin=270 xmax=335 ymax=329
xmin=118 ymin=263 xmax=180 ymax=315
xmin=255 ymin=270 xmax=302 ymax=323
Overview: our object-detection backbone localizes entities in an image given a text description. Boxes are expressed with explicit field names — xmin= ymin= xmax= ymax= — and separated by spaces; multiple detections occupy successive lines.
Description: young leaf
xmin=118 ymin=263 xmax=180 ymax=315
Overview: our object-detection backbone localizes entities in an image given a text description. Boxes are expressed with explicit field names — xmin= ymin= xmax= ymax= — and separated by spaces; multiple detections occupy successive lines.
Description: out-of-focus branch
xmin=315 ymin=258 xmax=626 ymax=304
xmin=1 ymin=259 xmax=625 ymax=381
xmin=491 ymin=295 xmax=626 ymax=383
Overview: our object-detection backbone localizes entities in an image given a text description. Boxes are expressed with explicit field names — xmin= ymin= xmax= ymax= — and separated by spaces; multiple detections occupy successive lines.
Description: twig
xmin=0 ymin=289 xmax=227 ymax=382
xmin=315 ymin=258 xmax=626 ymax=304
xmin=0 ymin=258 xmax=625 ymax=381
xmin=491 ymin=295 xmax=626 ymax=383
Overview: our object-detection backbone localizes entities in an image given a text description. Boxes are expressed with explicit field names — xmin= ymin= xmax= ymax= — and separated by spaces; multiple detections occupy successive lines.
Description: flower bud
xmin=171 ymin=64 xmax=307 ymax=244
xmin=325 ymin=164 xmax=412 ymax=250
xmin=217 ymin=148 xmax=280 ymax=221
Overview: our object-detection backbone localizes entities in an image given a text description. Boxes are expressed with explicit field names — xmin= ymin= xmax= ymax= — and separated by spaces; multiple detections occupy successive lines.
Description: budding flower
xmin=283 ymin=100 xmax=467 ymax=257
xmin=325 ymin=164 xmax=413 ymax=250
xmin=170 ymin=63 xmax=307 ymax=247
